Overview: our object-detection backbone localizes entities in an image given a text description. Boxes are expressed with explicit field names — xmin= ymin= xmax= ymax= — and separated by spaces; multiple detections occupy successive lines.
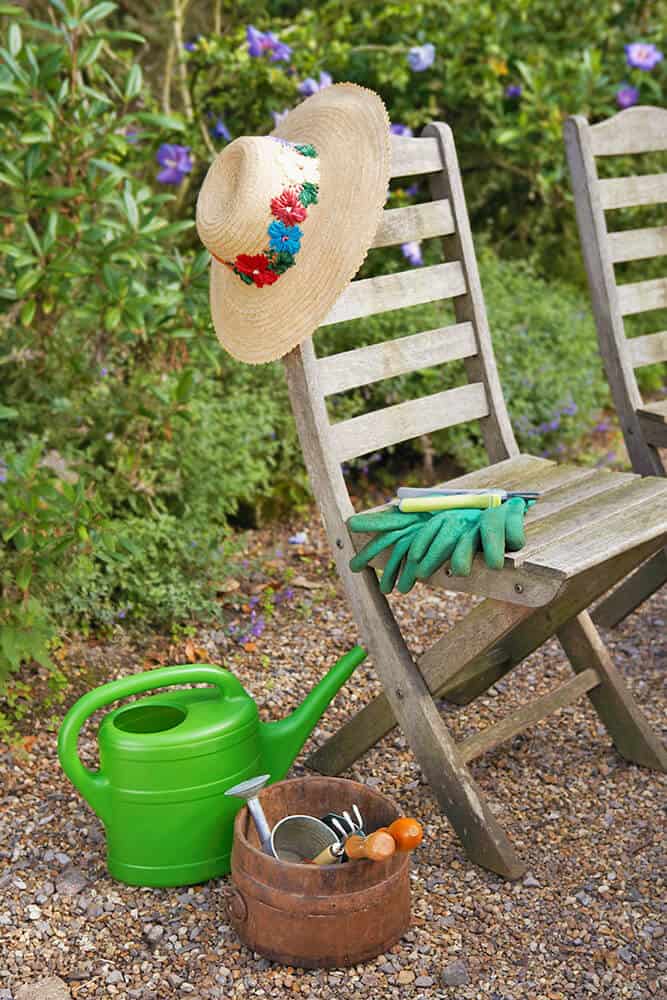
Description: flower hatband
xmin=215 ymin=142 xmax=320 ymax=288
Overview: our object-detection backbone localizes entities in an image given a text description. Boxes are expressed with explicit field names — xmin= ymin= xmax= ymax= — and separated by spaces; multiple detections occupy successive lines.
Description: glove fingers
xmin=349 ymin=522 xmax=419 ymax=572
xmin=348 ymin=511 xmax=424 ymax=533
xmin=450 ymin=523 xmax=481 ymax=576
xmin=380 ymin=533 xmax=414 ymax=594
xmin=416 ymin=516 xmax=468 ymax=579
xmin=480 ymin=505 xmax=507 ymax=570
xmin=505 ymin=497 xmax=528 ymax=551
xmin=408 ymin=511 xmax=448 ymax=563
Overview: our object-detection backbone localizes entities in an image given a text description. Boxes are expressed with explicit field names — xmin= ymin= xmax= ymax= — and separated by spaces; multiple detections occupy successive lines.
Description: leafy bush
xmin=0 ymin=0 xmax=663 ymax=703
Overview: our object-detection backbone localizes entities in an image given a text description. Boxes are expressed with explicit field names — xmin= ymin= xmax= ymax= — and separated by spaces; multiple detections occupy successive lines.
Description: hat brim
xmin=209 ymin=84 xmax=391 ymax=365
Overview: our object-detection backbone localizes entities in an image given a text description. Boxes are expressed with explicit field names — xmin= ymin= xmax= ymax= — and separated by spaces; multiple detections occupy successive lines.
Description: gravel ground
xmin=1 ymin=518 xmax=665 ymax=1000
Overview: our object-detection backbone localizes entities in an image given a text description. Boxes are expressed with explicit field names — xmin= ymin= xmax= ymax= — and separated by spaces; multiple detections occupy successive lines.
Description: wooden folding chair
xmin=565 ymin=106 xmax=667 ymax=629
xmin=283 ymin=122 xmax=667 ymax=879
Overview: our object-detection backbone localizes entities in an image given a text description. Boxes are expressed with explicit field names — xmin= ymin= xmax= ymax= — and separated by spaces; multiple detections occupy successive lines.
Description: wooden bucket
xmin=227 ymin=776 xmax=411 ymax=968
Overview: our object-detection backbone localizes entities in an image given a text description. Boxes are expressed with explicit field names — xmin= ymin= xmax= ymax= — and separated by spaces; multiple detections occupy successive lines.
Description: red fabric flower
xmin=234 ymin=253 xmax=279 ymax=287
xmin=270 ymin=188 xmax=307 ymax=225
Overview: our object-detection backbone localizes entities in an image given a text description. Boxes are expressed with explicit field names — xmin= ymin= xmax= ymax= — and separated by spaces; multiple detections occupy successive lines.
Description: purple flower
xmin=271 ymin=108 xmax=289 ymax=127
xmin=246 ymin=25 xmax=292 ymax=63
xmin=100 ymin=366 xmax=108 ymax=377
xmin=401 ymin=240 xmax=423 ymax=266
xmin=625 ymin=42 xmax=663 ymax=71
xmin=123 ymin=126 xmax=139 ymax=144
xmin=250 ymin=612 xmax=265 ymax=637
xmin=390 ymin=123 xmax=414 ymax=137
xmin=212 ymin=119 xmax=231 ymax=141
xmin=156 ymin=144 xmax=193 ymax=185
xmin=505 ymin=84 xmax=522 ymax=98
xmin=117 ymin=609 xmax=127 ymax=619
xmin=562 ymin=401 xmax=578 ymax=416
xmin=594 ymin=419 xmax=610 ymax=433
xmin=184 ymin=36 xmax=200 ymax=52
xmin=407 ymin=43 xmax=435 ymax=72
xmin=548 ymin=417 xmax=560 ymax=431
xmin=298 ymin=71 xmax=332 ymax=96
xmin=616 ymin=84 xmax=639 ymax=109
xmin=289 ymin=531 xmax=307 ymax=544
xmin=405 ymin=181 xmax=420 ymax=196
xmin=0 ymin=460 xmax=7 ymax=484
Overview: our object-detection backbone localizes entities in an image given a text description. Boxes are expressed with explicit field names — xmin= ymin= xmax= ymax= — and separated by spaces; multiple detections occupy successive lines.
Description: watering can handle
xmin=57 ymin=664 xmax=246 ymax=825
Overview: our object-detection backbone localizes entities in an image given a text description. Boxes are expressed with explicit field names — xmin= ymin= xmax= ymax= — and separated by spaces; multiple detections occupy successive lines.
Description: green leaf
xmin=175 ymin=369 xmax=194 ymax=403
xmin=1 ymin=627 xmax=21 ymax=670
xmin=124 ymin=62 xmax=142 ymax=101
xmin=0 ymin=5 xmax=24 ymax=14
xmin=20 ymin=299 xmax=35 ymax=326
xmin=269 ymin=251 xmax=296 ymax=275
xmin=16 ymin=563 xmax=32 ymax=591
xmin=123 ymin=184 xmax=139 ymax=228
xmin=298 ymin=181 xmax=318 ymax=206
xmin=136 ymin=111 xmax=186 ymax=133
xmin=80 ymin=2 xmax=117 ymax=25
xmin=104 ymin=306 xmax=121 ymax=331
xmin=78 ymin=37 xmax=104 ymax=68
xmin=16 ymin=270 xmax=41 ymax=296
xmin=0 ymin=404 xmax=18 ymax=419
xmin=8 ymin=22 xmax=22 ymax=56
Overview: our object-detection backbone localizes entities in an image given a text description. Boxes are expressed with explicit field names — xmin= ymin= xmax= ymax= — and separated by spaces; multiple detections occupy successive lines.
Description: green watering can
xmin=57 ymin=646 xmax=366 ymax=888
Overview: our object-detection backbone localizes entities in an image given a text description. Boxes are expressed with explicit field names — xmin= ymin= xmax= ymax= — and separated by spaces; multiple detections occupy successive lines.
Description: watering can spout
xmin=259 ymin=645 xmax=366 ymax=782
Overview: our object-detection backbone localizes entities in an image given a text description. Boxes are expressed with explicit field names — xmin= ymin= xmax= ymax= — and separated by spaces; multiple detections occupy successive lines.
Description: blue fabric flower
xmin=268 ymin=220 xmax=302 ymax=254
xmin=298 ymin=71 xmax=333 ymax=96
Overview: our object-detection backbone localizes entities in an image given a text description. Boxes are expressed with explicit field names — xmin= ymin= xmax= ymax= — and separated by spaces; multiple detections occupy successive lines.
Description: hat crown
xmin=196 ymin=136 xmax=317 ymax=262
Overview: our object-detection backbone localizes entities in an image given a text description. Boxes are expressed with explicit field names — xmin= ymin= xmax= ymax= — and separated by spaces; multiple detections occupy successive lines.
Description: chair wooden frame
xmin=565 ymin=106 xmax=667 ymax=628
xmin=283 ymin=123 xmax=667 ymax=879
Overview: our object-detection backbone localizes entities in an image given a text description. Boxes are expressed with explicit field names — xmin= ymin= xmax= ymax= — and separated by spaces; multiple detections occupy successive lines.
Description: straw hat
xmin=196 ymin=83 xmax=391 ymax=364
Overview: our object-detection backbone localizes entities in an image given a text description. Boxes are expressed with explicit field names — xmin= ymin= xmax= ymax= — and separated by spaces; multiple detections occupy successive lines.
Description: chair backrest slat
xmin=564 ymin=108 xmax=666 ymax=477
xmin=317 ymin=321 xmax=477 ymax=397
xmin=283 ymin=124 xmax=520 ymax=525
xmin=371 ymin=199 xmax=455 ymax=248
xmin=320 ymin=260 xmax=466 ymax=327
xmin=331 ymin=383 xmax=489 ymax=463
xmin=617 ymin=277 xmax=667 ymax=316
xmin=627 ymin=330 xmax=667 ymax=368
xmin=608 ymin=225 xmax=667 ymax=263
xmin=599 ymin=172 xmax=667 ymax=210
xmin=389 ymin=133 xmax=442 ymax=177
xmin=590 ymin=105 xmax=667 ymax=156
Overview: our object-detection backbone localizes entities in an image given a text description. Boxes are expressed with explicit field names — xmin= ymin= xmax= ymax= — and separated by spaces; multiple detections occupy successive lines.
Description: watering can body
xmin=57 ymin=648 xmax=365 ymax=887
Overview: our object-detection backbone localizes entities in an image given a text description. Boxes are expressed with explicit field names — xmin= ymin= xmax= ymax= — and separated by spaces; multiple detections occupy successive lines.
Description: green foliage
xmin=0 ymin=440 xmax=103 ymax=686
xmin=0 ymin=0 xmax=664 ymax=710
xmin=179 ymin=0 xmax=665 ymax=275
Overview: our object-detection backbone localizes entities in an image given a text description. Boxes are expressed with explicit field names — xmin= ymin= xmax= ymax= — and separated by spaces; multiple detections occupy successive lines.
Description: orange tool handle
xmin=345 ymin=830 xmax=396 ymax=862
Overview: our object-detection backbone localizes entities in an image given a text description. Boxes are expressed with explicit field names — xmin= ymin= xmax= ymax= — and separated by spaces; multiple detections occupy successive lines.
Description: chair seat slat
xmin=599 ymin=173 xmax=667 ymax=210
xmin=371 ymin=199 xmax=455 ymax=248
xmin=320 ymin=261 xmax=466 ymax=327
xmin=331 ymin=382 xmax=489 ymax=462
xmin=590 ymin=106 xmax=667 ymax=156
xmin=390 ymin=134 xmax=443 ymax=177
xmin=627 ymin=330 xmax=667 ymax=367
xmin=616 ymin=277 xmax=667 ymax=316
xmin=317 ymin=322 xmax=477 ymax=397
xmin=608 ymin=225 xmax=667 ymax=262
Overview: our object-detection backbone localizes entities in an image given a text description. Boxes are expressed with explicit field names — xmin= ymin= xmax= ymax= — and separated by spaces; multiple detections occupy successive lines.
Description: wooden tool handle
xmin=345 ymin=830 xmax=396 ymax=862
xmin=310 ymin=843 xmax=342 ymax=866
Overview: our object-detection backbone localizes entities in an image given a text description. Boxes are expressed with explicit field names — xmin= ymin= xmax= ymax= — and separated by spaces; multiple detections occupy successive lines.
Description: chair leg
xmin=309 ymin=541 xmax=661 ymax=770
xmin=591 ymin=549 xmax=667 ymax=629
xmin=557 ymin=611 xmax=667 ymax=772
xmin=329 ymin=568 xmax=526 ymax=879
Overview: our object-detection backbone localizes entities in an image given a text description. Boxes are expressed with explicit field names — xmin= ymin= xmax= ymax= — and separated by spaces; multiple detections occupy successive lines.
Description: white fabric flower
xmin=277 ymin=146 xmax=320 ymax=186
